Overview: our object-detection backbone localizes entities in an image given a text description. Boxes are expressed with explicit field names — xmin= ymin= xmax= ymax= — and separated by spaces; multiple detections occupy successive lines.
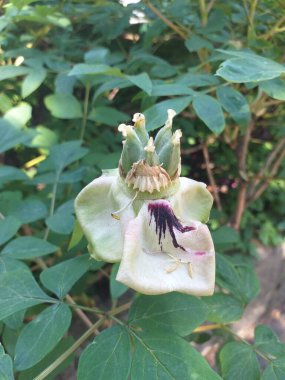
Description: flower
xmin=75 ymin=110 xmax=215 ymax=295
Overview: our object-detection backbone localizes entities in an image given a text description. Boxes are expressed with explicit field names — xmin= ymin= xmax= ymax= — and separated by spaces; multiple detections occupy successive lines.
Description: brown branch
xmin=143 ymin=0 xmax=187 ymax=40
xmin=202 ymin=143 xmax=222 ymax=211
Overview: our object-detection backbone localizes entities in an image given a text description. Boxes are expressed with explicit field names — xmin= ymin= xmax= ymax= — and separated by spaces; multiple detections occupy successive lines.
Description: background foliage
xmin=0 ymin=0 xmax=285 ymax=379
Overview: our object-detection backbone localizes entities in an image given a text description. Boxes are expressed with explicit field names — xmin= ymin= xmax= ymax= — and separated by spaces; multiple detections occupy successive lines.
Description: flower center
xmin=148 ymin=201 xmax=195 ymax=251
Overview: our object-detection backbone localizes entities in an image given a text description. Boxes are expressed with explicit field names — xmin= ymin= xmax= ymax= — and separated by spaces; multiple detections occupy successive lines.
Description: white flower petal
xmin=75 ymin=174 xmax=135 ymax=262
xmin=116 ymin=200 xmax=215 ymax=295
xmin=171 ymin=177 xmax=213 ymax=223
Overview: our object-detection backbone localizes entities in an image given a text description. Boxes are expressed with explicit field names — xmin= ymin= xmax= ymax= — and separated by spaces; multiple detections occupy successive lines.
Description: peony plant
xmin=75 ymin=110 xmax=215 ymax=295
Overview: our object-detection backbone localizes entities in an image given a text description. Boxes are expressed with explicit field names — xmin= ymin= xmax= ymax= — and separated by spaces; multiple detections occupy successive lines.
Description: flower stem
xmin=80 ymin=83 xmax=90 ymax=141
xmin=34 ymin=317 xmax=105 ymax=380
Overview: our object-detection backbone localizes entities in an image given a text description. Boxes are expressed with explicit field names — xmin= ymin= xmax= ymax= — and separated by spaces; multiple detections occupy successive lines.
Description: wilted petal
xmin=171 ymin=177 xmax=213 ymax=223
xmin=116 ymin=200 xmax=215 ymax=295
xmin=75 ymin=172 xmax=135 ymax=262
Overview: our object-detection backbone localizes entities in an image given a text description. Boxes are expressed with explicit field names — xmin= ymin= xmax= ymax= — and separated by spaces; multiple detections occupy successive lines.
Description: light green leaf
xmin=126 ymin=73 xmax=152 ymax=95
xmin=14 ymin=303 xmax=72 ymax=370
xmin=128 ymin=293 xmax=208 ymax=336
xmin=0 ymin=216 xmax=22 ymax=245
xmin=110 ymin=263 xmax=128 ymax=299
xmin=0 ymin=344 xmax=14 ymax=380
xmin=193 ymin=94 xmax=225 ymax=134
xmin=217 ymin=86 xmax=251 ymax=127
xmin=0 ymin=269 xmax=53 ymax=320
xmin=0 ymin=65 xmax=30 ymax=81
xmin=131 ymin=330 xmax=222 ymax=380
xmin=4 ymin=102 xmax=32 ymax=128
xmin=259 ymin=78 xmax=285 ymax=100
xmin=44 ymin=94 xmax=83 ymax=119
xmin=77 ymin=326 xmax=131 ymax=380
xmin=0 ymin=93 xmax=13 ymax=113
xmin=144 ymin=96 xmax=192 ymax=131
xmin=88 ymin=106 xmax=128 ymax=126
xmin=220 ymin=342 xmax=260 ymax=380
xmin=21 ymin=68 xmax=47 ymax=98
xmin=30 ymin=125 xmax=58 ymax=149
xmin=68 ymin=63 xmax=123 ymax=77
xmin=68 ymin=219 xmax=83 ymax=250
xmin=40 ymin=255 xmax=92 ymax=298
xmin=0 ymin=119 xmax=31 ymax=153
xmin=216 ymin=56 xmax=285 ymax=83
xmin=1 ymin=236 xmax=58 ymax=259
xmin=204 ymin=293 xmax=243 ymax=323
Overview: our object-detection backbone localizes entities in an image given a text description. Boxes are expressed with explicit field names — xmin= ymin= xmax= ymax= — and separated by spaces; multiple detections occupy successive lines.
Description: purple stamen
xmin=148 ymin=201 xmax=195 ymax=251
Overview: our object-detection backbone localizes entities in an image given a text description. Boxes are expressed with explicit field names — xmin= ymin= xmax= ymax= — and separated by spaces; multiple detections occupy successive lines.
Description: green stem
xmin=199 ymin=0 xmax=208 ymax=26
xmin=44 ymin=171 xmax=60 ymax=240
xmin=80 ymin=84 xmax=90 ymax=141
xmin=34 ymin=317 xmax=105 ymax=380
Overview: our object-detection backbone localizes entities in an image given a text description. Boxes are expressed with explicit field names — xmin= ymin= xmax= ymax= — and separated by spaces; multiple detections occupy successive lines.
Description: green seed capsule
xmin=118 ymin=124 xmax=144 ymax=175
xmin=133 ymin=113 xmax=149 ymax=146
xmin=158 ymin=129 xmax=182 ymax=178
xmin=144 ymin=137 xmax=160 ymax=166
xmin=154 ymin=109 xmax=176 ymax=153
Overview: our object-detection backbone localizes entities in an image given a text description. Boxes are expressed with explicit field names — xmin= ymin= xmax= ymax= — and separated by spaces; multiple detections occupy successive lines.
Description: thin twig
xmin=143 ymin=0 xmax=187 ymax=40
xmin=202 ymin=142 xmax=222 ymax=211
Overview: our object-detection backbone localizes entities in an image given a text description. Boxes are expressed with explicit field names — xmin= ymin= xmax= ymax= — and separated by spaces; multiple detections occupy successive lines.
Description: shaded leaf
xmin=0 ymin=216 xmax=22 ymax=245
xmin=0 ymin=344 xmax=14 ymax=380
xmin=126 ymin=73 xmax=152 ymax=95
xmin=204 ymin=293 xmax=244 ymax=323
xmin=1 ymin=237 xmax=58 ymax=259
xmin=110 ymin=263 xmax=128 ymax=299
xmin=21 ymin=68 xmax=46 ymax=98
xmin=193 ymin=94 xmax=225 ymax=134
xmin=0 ymin=119 xmax=31 ymax=154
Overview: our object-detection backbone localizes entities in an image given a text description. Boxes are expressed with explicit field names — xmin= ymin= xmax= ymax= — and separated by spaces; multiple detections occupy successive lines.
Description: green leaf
xmin=88 ymin=106 xmax=128 ymax=126
xmin=0 ymin=344 xmax=14 ymax=380
xmin=204 ymin=293 xmax=244 ymax=323
xmin=0 ymin=166 xmax=27 ymax=184
xmin=131 ymin=330 xmax=222 ymax=380
xmin=48 ymin=140 xmax=88 ymax=173
xmin=77 ymin=326 xmax=131 ymax=380
xmin=44 ymin=94 xmax=83 ymax=119
xmin=0 ymin=119 xmax=31 ymax=153
xmin=216 ymin=55 xmax=285 ymax=83
xmin=1 ymin=236 xmax=58 ymax=259
xmin=68 ymin=219 xmax=83 ymax=250
xmin=18 ymin=337 xmax=75 ymax=380
xmin=261 ymin=359 xmax=285 ymax=380
xmin=220 ymin=342 xmax=260 ymax=380
xmin=212 ymin=226 xmax=240 ymax=246
xmin=144 ymin=96 xmax=192 ymax=131
xmin=40 ymin=255 xmax=92 ymax=298
xmin=0 ymin=256 xmax=29 ymax=275
xmin=126 ymin=73 xmax=152 ymax=95
xmin=110 ymin=263 xmax=128 ymax=299
xmin=3 ymin=309 xmax=26 ymax=330
xmin=185 ymin=35 xmax=213 ymax=52
xmin=10 ymin=199 xmax=48 ymax=224
xmin=259 ymin=78 xmax=285 ymax=100
xmin=21 ymin=68 xmax=46 ymax=98
xmin=151 ymin=83 xmax=194 ymax=97
xmin=216 ymin=86 xmax=251 ymax=127
xmin=4 ymin=102 xmax=32 ymax=128
xmin=0 ymin=216 xmax=22 ymax=245
xmin=192 ymin=94 xmax=225 ymax=134
xmin=14 ymin=303 xmax=72 ymax=370
xmin=254 ymin=325 xmax=285 ymax=359
xmin=128 ymin=293 xmax=208 ymax=336
xmin=68 ymin=63 xmax=123 ymax=77
xmin=0 ymin=269 xmax=53 ymax=320
xmin=0 ymin=65 xmax=30 ymax=81
xmin=46 ymin=210 xmax=74 ymax=235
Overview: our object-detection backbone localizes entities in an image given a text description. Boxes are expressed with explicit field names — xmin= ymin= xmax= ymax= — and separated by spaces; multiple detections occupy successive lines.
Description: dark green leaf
xmin=10 ymin=199 xmax=48 ymax=224
xmin=212 ymin=226 xmax=240 ymax=246
xmin=254 ymin=325 xmax=285 ymax=359
xmin=15 ymin=303 xmax=72 ymax=370
xmin=0 ymin=119 xmax=31 ymax=153
xmin=40 ymin=255 xmax=92 ymax=298
xmin=129 ymin=293 xmax=208 ymax=336
xmin=48 ymin=141 xmax=88 ymax=173
xmin=261 ymin=359 xmax=285 ymax=380
xmin=0 ymin=257 xmax=29 ymax=274
xmin=151 ymin=83 xmax=194 ymax=96
xmin=193 ymin=94 xmax=225 ymax=134
xmin=0 ymin=166 xmax=27 ymax=184
xmin=88 ymin=106 xmax=128 ymax=126
xmin=204 ymin=293 xmax=243 ymax=323
xmin=220 ymin=342 xmax=260 ymax=380
xmin=217 ymin=86 xmax=251 ymax=127
xmin=0 ymin=269 xmax=53 ymax=320
xmin=0 ymin=216 xmax=22 ymax=245
xmin=0 ymin=344 xmax=14 ymax=380
xmin=44 ymin=94 xmax=83 ymax=119
xmin=110 ymin=263 xmax=128 ymax=299
xmin=77 ymin=326 xmax=131 ymax=380
xmin=144 ymin=97 xmax=192 ymax=131
xmin=3 ymin=309 xmax=25 ymax=330
xmin=185 ymin=35 xmax=213 ymax=52
xmin=1 ymin=237 xmax=58 ymax=259
xmin=131 ymin=330 xmax=222 ymax=380
xmin=126 ymin=73 xmax=152 ymax=95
